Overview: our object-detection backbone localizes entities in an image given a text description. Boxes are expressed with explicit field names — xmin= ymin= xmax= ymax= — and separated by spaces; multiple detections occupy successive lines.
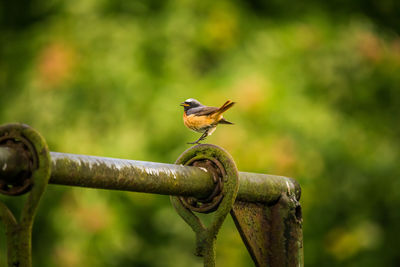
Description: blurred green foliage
xmin=1 ymin=0 xmax=400 ymax=266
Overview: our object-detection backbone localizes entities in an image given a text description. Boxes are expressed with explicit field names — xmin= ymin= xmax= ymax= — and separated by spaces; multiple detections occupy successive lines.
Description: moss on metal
xmin=237 ymin=173 xmax=301 ymax=203
xmin=1 ymin=138 xmax=301 ymax=204
xmin=0 ymin=124 xmax=304 ymax=267
xmin=49 ymin=152 xmax=215 ymax=198
xmin=231 ymin=193 xmax=304 ymax=267
xmin=171 ymin=144 xmax=239 ymax=267
xmin=0 ymin=123 xmax=51 ymax=267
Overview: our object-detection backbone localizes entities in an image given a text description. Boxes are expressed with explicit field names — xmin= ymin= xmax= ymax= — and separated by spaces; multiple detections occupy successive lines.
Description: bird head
xmin=180 ymin=98 xmax=202 ymax=111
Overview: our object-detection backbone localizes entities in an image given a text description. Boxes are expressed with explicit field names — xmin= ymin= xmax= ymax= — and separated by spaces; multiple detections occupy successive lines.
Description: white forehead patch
xmin=185 ymin=98 xmax=196 ymax=103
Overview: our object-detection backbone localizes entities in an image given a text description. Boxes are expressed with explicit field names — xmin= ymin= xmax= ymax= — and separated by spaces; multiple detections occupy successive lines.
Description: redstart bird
xmin=180 ymin=98 xmax=235 ymax=144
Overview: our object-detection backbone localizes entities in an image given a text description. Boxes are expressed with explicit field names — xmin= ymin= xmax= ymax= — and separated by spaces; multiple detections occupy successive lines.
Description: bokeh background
xmin=1 ymin=0 xmax=400 ymax=266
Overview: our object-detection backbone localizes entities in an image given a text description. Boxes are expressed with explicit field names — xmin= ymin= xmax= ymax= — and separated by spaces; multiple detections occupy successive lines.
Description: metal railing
xmin=0 ymin=123 xmax=303 ymax=267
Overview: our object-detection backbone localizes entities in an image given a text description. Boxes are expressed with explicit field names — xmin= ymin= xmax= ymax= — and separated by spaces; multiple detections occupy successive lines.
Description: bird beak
xmin=180 ymin=102 xmax=189 ymax=107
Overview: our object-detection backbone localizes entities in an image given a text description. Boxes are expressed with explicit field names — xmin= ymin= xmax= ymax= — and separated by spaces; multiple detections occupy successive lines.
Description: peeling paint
xmin=198 ymin=167 xmax=208 ymax=172
xmin=169 ymin=169 xmax=178 ymax=179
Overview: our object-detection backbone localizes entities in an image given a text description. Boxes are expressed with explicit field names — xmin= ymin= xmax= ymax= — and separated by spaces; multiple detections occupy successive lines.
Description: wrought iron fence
xmin=0 ymin=123 xmax=303 ymax=267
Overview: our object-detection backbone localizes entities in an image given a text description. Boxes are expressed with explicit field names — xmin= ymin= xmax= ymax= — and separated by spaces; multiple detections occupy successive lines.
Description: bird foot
xmin=187 ymin=141 xmax=201 ymax=145
xmin=187 ymin=130 xmax=209 ymax=145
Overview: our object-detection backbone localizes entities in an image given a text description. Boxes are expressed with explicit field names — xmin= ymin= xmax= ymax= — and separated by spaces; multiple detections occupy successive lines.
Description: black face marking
xmin=182 ymin=98 xmax=202 ymax=112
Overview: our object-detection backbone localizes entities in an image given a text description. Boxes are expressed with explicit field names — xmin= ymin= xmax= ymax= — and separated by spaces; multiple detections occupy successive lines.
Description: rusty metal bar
xmin=0 ymin=147 xmax=300 ymax=203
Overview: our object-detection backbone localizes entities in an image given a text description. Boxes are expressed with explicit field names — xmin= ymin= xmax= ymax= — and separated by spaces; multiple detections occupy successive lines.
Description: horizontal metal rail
xmin=0 ymin=147 xmax=300 ymax=203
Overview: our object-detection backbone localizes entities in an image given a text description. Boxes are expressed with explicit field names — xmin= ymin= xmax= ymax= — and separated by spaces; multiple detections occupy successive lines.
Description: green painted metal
xmin=231 ymin=194 xmax=304 ymax=267
xmin=0 ymin=123 xmax=304 ymax=267
xmin=238 ymin=172 xmax=300 ymax=203
xmin=49 ymin=151 xmax=215 ymax=199
xmin=170 ymin=144 xmax=239 ymax=267
xmin=0 ymin=148 xmax=300 ymax=204
xmin=0 ymin=124 xmax=51 ymax=267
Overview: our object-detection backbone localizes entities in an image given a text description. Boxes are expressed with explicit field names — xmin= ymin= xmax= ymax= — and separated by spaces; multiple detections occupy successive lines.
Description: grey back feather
xmin=187 ymin=106 xmax=218 ymax=116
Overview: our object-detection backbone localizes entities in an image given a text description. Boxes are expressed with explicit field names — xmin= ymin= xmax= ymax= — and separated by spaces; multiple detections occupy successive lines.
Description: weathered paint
xmin=1 ymin=148 xmax=300 ymax=203
xmin=237 ymin=172 xmax=301 ymax=202
xmin=0 ymin=123 xmax=304 ymax=267
xmin=49 ymin=152 xmax=215 ymax=199
xmin=231 ymin=194 xmax=304 ymax=267
xmin=0 ymin=123 xmax=51 ymax=267
xmin=171 ymin=144 xmax=239 ymax=267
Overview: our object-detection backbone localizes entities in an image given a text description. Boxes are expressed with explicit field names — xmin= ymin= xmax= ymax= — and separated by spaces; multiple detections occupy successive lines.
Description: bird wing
xmin=187 ymin=106 xmax=219 ymax=116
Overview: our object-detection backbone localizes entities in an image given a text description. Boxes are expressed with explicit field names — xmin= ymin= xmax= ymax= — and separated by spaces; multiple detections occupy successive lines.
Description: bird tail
xmin=216 ymin=100 xmax=235 ymax=116
xmin=218 ymin=118 xmax=234 ymax=125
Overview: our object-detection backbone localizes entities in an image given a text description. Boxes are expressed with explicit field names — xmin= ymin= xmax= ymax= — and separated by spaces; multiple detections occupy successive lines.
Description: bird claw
xmin=187 ymin=130 xmax=209 ymax=145
xmin=187 ymin=141 xmax=201 ymax=145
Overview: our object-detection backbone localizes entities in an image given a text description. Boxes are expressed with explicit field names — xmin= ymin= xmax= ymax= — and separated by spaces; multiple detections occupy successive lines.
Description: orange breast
xmin=183 ymin=113 xmax=216 ymax=132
